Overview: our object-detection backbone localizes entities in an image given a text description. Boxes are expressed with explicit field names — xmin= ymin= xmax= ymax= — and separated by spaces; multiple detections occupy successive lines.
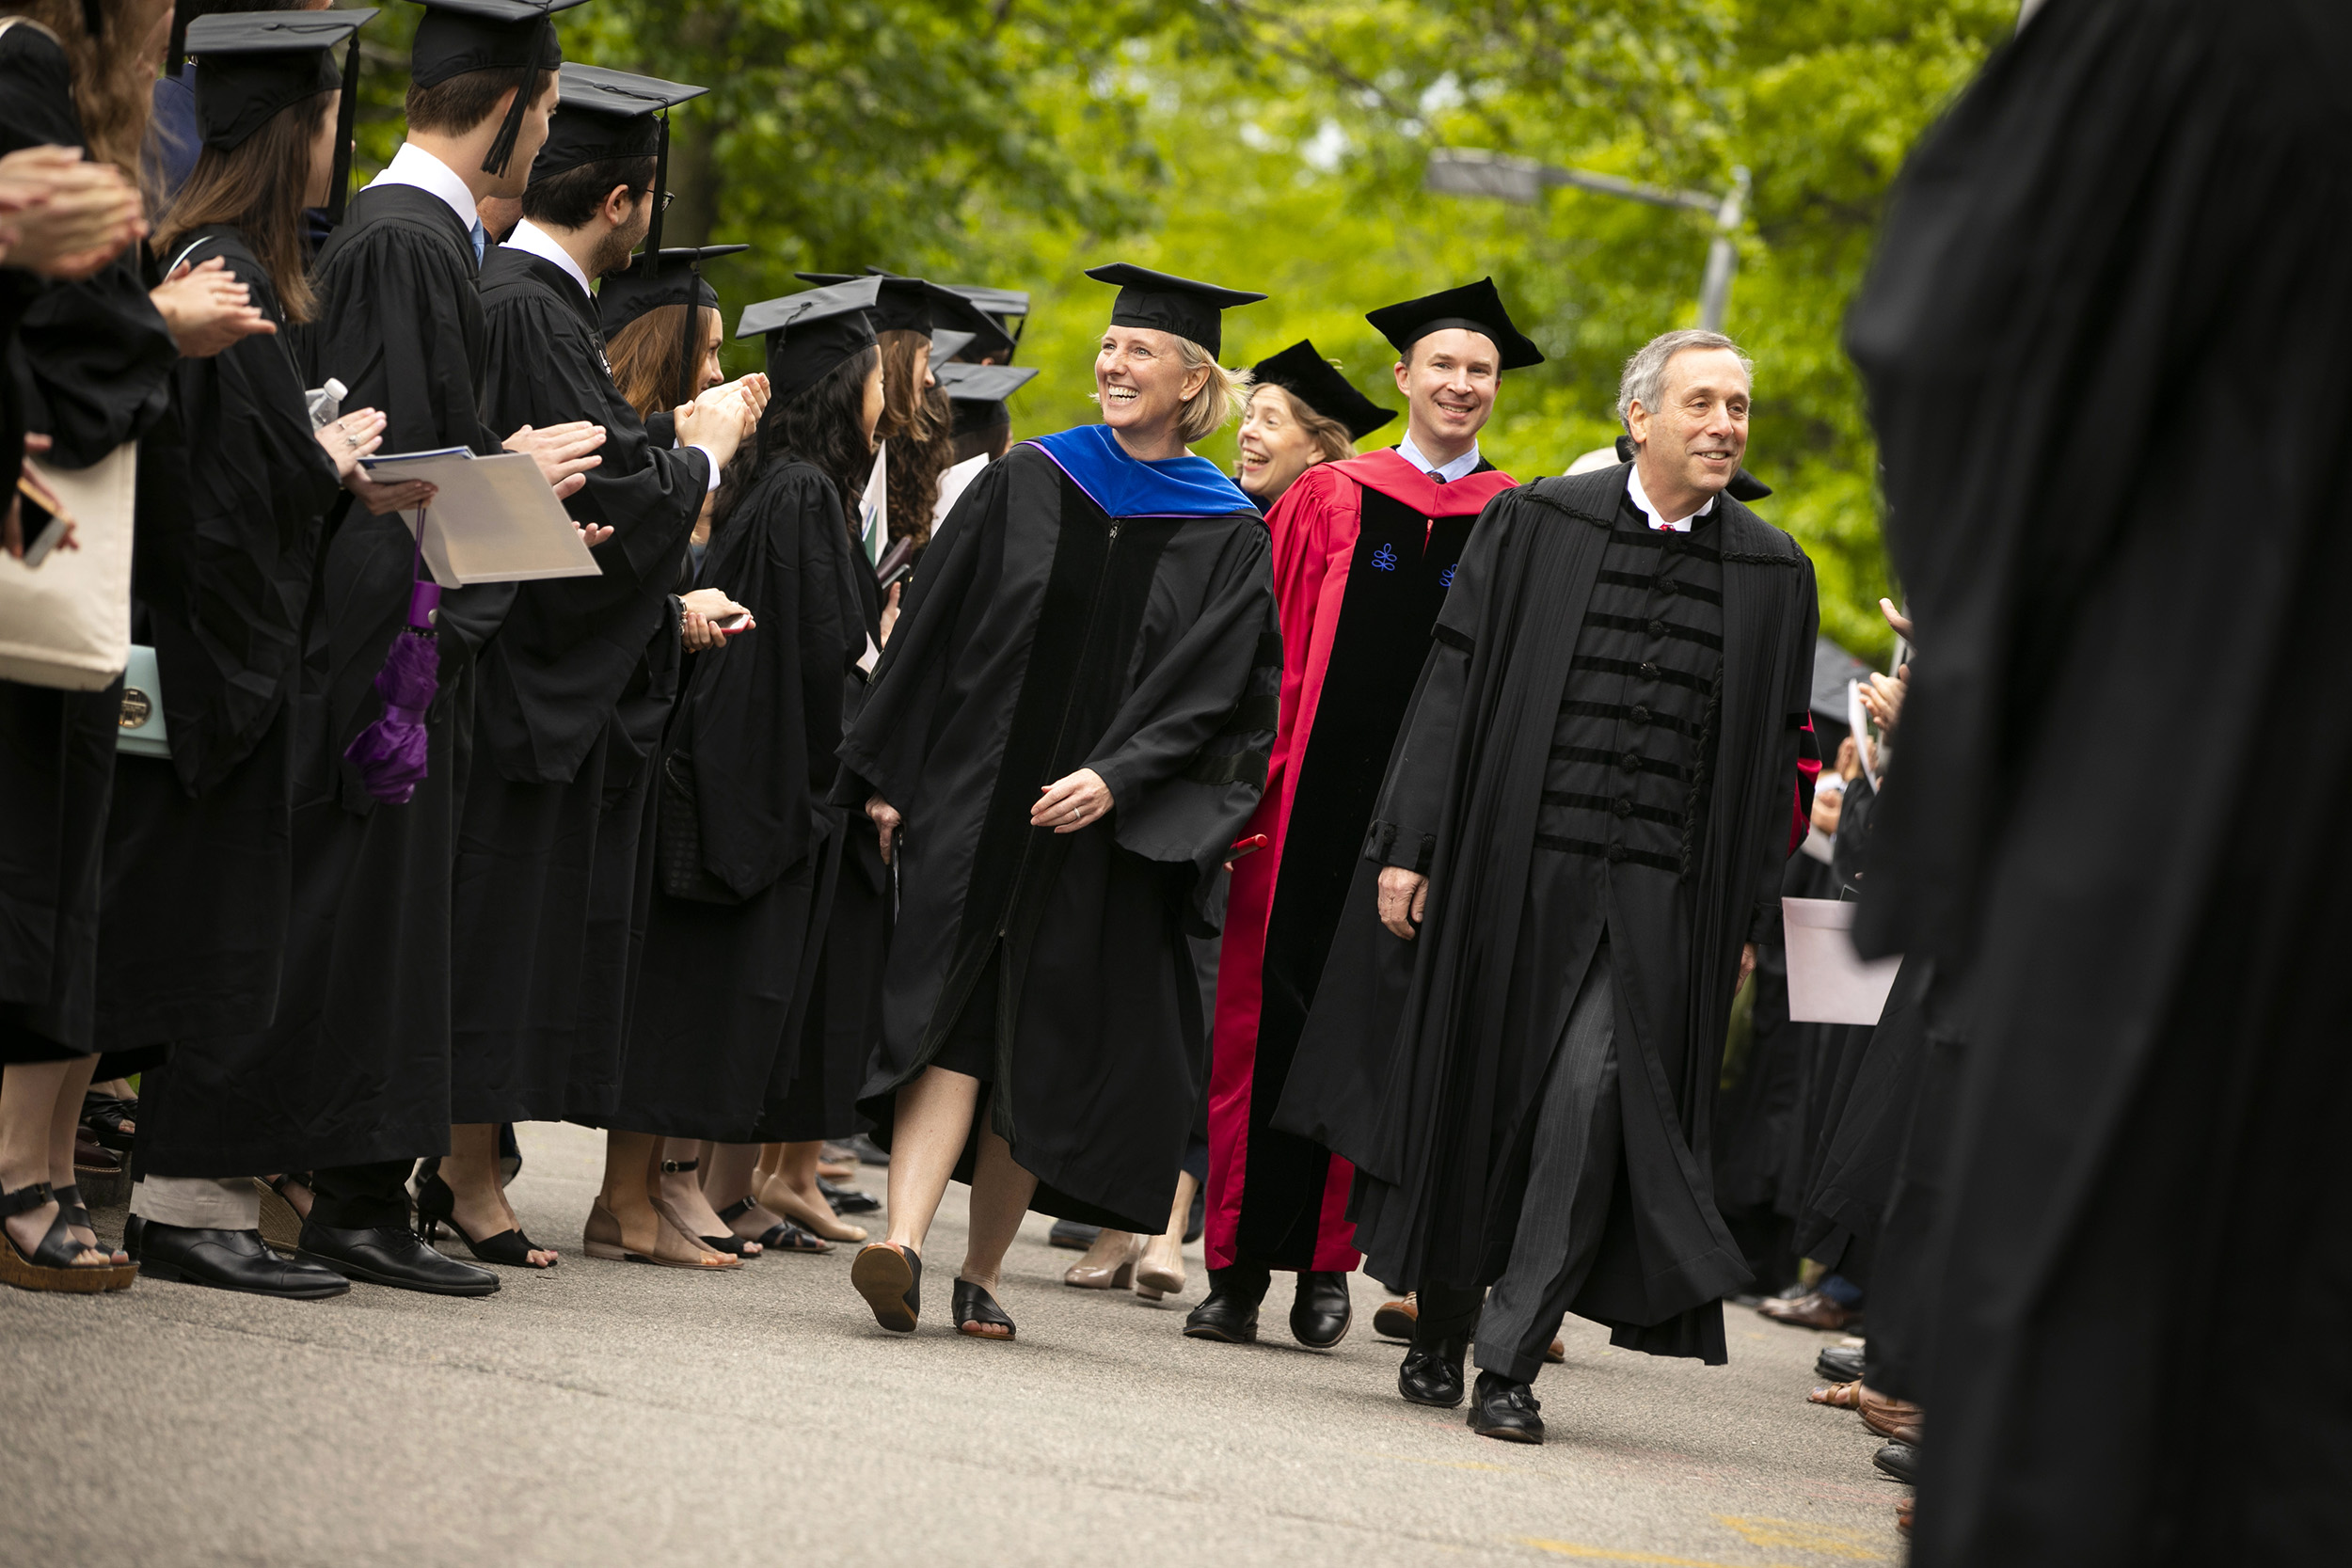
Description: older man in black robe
xmin=1280 ymin=330 xmax=1817 ymax=1442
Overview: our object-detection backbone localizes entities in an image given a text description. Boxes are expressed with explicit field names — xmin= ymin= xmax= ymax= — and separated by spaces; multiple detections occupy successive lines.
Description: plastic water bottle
xmin=305 ymin=376 xmax=347 ymax=431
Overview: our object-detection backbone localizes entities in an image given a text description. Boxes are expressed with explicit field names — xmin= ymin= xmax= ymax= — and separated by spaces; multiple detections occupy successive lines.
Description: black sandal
xmin=414 ymin=1170 xmax=556 ymax=1269
xmin=953 ymin=1278 xmax=1017 ymax=1341
xmin=851 ymin=1242 xmax=921 ymax=1332
xmin=80 ymin=1089 xmax=137 ymax=1153
xmin=818 ymin=1177 xmax=880 ymax=1215
xmin=717 ymin=1196 xmax=829 ymax=1254
xmin=53 ymin=1182 xmax=130 ymax=1273
xmin=0 ymin=1182 xmax=130 ymax=1293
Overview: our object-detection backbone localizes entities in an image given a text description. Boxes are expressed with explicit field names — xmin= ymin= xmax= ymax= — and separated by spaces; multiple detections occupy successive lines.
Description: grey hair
xmin=1615 ymin=329 xmax=1754 ymax=426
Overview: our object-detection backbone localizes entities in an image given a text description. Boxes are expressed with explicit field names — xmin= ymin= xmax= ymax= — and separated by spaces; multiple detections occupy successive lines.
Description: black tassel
xmin=675 ymin=262 xmax=702 ymax=411
xmin=479 ymin=62 xmax=533 ymax=177
xmin=645 ymin=116 xmax=669 ymax=263
xmin=326 ymin=33 xmax=361 ymax=228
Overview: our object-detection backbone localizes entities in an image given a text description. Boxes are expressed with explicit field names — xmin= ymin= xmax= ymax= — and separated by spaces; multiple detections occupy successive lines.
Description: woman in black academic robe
xmin=90 ymin=36 xmax=428 ymax=1290
xmin=838 ymin=284 xmax=1280 ymax=1342
xmin=597 ymin=339 xmax=872 ymax=1268
xmin=1 ymin=2 xmax=180 ymax=1291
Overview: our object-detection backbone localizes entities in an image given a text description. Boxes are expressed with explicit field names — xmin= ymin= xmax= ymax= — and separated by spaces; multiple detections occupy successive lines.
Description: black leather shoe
xmin=1289 ymin=1270 xmax=1353 ymax=1349
xmin=1467 ymin=1370 xmax=1545 ymax=1444
xmin=297 ymin=1221 xmax=499 ymax=1296
xmin=1398 ymin=1337 xmax=1468 ymax=1407
xmin=1183 ymin=1286 xmax=1261 ymax=1343
xmin=128 ymin=1215 xmax=349 ymax=1300
xmin=1047 ymin=1218 xmax=1101 ymax=1251
xmin=1873 ymin=1440 xmax=1919 ymax=1484
xmin=1816 ymin=1341 xmax=1867 ymax=1383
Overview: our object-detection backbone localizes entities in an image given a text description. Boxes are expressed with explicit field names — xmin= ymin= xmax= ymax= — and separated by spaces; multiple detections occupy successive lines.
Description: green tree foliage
xmin=336 ymin=0 xmax=2014 ymax=657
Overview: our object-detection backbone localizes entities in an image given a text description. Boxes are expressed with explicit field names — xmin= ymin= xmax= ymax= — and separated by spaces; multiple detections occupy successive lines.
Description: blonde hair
xmin=1173 ymin=335 xmax=1251 ymax=445
xmin=1257 ymin=384 xmax=1355 ymax=465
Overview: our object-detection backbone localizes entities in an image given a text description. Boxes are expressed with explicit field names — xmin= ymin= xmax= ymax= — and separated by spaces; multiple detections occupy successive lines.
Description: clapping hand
xmin=0 ymin=147 xmax=144 ymax=279
xmin=151 ymin=255 xmax=275 ymax=356
xmin=503 ymin=420 xmax=607 ymax=516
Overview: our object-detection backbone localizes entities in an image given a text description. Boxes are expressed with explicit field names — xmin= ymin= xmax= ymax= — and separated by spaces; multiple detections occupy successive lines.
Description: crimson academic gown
xmin=1205 ymin=450 xmax=1516 ymax=1274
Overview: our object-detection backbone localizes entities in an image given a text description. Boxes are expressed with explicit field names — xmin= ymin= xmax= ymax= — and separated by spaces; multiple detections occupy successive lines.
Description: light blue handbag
xmin=117 ymin=643 xmax=170 ymax=759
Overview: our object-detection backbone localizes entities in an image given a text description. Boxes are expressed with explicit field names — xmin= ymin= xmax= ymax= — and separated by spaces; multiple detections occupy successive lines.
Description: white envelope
xmin=1783 ymin=896 xmax=1903 ymax=1025
xmin=358 ymin=448 xmax=601 ymax=587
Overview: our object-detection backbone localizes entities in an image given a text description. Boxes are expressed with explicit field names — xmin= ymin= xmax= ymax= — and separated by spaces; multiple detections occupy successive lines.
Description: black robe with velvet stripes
xmin=0 ymin=22 xmax=176 ymax=1063
xmin=449 ymin=247 xmax=708 ymax=1123
xmin=94 ymin=228 xmax=341 ymax=1068
xmin=1845 ymin=1 xmax=2352 ymax=1559
xmin=1278 ymin=465 xmax=1815 ymax=1362
xmin=838 ymin=444 xmax=1279 ymax=1233
xmin=616 ymin=461 xmax=865 ymax=1140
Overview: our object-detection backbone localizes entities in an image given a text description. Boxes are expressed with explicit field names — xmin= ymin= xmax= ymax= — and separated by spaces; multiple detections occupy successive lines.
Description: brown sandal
xmin=1808 ymin=1380 xmax=1862 ymax=1408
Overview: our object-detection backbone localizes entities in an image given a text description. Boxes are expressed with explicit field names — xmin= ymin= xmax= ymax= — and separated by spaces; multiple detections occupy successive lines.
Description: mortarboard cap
xmin=185 ymin=8 xmax=373 ymax=152
xmin=855 ymin=270 xmax=1020 ymax=362
xmin=597 ymin=244 xmax=746 ymax=339
xmin=531 ymin=64 xmax=701 ymax=180
xmin=796 ymin=272 xmax=931 ymax=336
xmin=935 ymin=361 xmax=1039 ymax=404
xmin=1365 ymin=277 xmax=1544 ymax=370
xmin=929 ymin=328 xmax=976 ymax=364
xmin=407 ymin=0 xmax=589 ymax=178
xmin=1248 ymin=339 xmax=1395 ymax=442
xmin=738 ymin=279 xmax=882 ymax=404
xmin=1084 ymin=262 xmax=1263 ymax=357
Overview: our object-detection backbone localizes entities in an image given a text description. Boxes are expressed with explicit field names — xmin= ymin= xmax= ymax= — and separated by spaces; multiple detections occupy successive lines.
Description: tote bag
xmin=0 ymin=440 xmax=138 ymax=689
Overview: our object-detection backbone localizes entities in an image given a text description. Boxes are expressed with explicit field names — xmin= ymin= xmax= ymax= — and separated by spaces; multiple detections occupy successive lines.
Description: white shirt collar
xmin=369 ymin=143 xmax=481 ymax=237
xmin=1397 ymin=432 xmax=1483 ymax=484
xmin=501 ymin=218 xmax=594 ymax=303
xmin=1625 ymin=458 xmax=1718 ymax=533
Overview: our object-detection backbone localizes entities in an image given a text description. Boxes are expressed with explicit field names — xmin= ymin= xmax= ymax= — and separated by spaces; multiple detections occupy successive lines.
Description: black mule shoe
xmin=1290 ymin=1270 xmax=1353 ymax=1349
xmin=1467 ymin=1370 xmax=1545 ymax=1444
xmin=414 ymin=1171 xmax=554 ymax=1269
xmin=127 ymin=1214 xmax=348 ymax=1299
xmin=851 ymin=1242 xmax=921 ymax=1332
xmin=818 ymin=1177 xmax=880 ymax=1215
xmin=1399 ymin=1336 xmax=1469 ymax=1407
xmin=716 ymin=1196 xmax=829 ymax=1253
xmin=953 ymin=1277 xmax=1017 ymax=1340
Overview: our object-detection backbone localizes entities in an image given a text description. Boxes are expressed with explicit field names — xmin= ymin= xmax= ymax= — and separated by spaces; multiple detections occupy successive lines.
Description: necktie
xmin=469 ymin=220 xmax=487 ymax=264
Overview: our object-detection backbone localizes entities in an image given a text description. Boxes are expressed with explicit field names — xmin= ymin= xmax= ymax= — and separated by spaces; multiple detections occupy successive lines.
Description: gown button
xmin=1629 ymin=705 xmax=1650 ymax=725
xmin=1647 ymin=618 xmax=1667 ymax=637
xmin=1613 ymin=798 xmax=1632 ymax=817
xmin=1640 ymin=661 xmax=1659 ymax=678
xmin=1620 ymin=752 xmax=1642 ymax=772
xmin=1607 ymin=843 xmax=1627 ymax=863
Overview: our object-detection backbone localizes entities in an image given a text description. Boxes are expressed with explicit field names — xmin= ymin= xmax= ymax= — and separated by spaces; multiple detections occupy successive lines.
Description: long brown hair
xmin=152 ymin=88 xmax=331 ymax=322
xmin=1 ymin=1 xmax=161 ymax=191
xmin=885 ymin=383 xmax=955 ymax=552
xmin=608 ymin=303 xmax=722 ymax=420
xmin=875 ymin=326 xmax=944 ymax=443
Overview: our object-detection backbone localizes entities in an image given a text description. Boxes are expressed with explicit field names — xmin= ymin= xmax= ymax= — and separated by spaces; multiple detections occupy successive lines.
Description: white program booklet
xmin=1783 ymin=896 xmax=1904 ymax=1025
xmin=357 ymin=447 xmax=601 ymax=587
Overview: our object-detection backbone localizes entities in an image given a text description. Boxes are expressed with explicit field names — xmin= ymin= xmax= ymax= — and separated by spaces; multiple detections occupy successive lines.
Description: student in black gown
xmin=839 ymin=263 xmax=1281 ymax=1343
xmin=443 ymin=63 xmax=765 ymax=1270
xmin=94 ymin=8 xmax=448 ymax=1299
xmin=224 ymin=0 xmax=603 ymax=1297
xmin=599 ymin=281 xmax=874 ymax=1267
xmin=1846 ymin=1 xmax=2352 ymax=1557
xmin=0 ymin=0 xmax=177 ymax=1293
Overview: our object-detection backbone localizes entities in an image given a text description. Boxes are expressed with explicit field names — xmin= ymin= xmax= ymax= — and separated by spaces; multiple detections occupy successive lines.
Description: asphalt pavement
xmin=3 ymin=1120 xmax=1905 ymax=1567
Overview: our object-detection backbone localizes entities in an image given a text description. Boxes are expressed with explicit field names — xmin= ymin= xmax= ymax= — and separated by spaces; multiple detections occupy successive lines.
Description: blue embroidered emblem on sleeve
xmin=1438 ymin=562 xmax=1457 ymax=588
xmin=1371 ymin=543 xmax=1399 ymax=572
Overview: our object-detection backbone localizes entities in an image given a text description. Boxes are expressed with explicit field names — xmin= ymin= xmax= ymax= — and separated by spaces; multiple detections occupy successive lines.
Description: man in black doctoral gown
xmin=242 ymin=0 xmax=602 ymax=1295
xmin=1845 ymin=1 xmax=2352 ymax=1560
xmin=445 ymin=63 xmax=763 ymax=1253
xmin=1280 ymin=329 xmax=1817 ymax=1442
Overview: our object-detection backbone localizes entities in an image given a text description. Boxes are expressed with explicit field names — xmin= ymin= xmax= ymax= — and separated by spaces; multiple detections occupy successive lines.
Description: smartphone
xmin=16 ymin=478 xmax=71 ymax=569
xmin=712 ymin=610 xmax=753 ymax=634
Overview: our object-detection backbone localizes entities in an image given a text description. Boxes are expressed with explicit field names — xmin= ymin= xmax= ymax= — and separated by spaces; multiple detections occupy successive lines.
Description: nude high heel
xmin=1063 ymin=1229 xmax=1141 ymax=1289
